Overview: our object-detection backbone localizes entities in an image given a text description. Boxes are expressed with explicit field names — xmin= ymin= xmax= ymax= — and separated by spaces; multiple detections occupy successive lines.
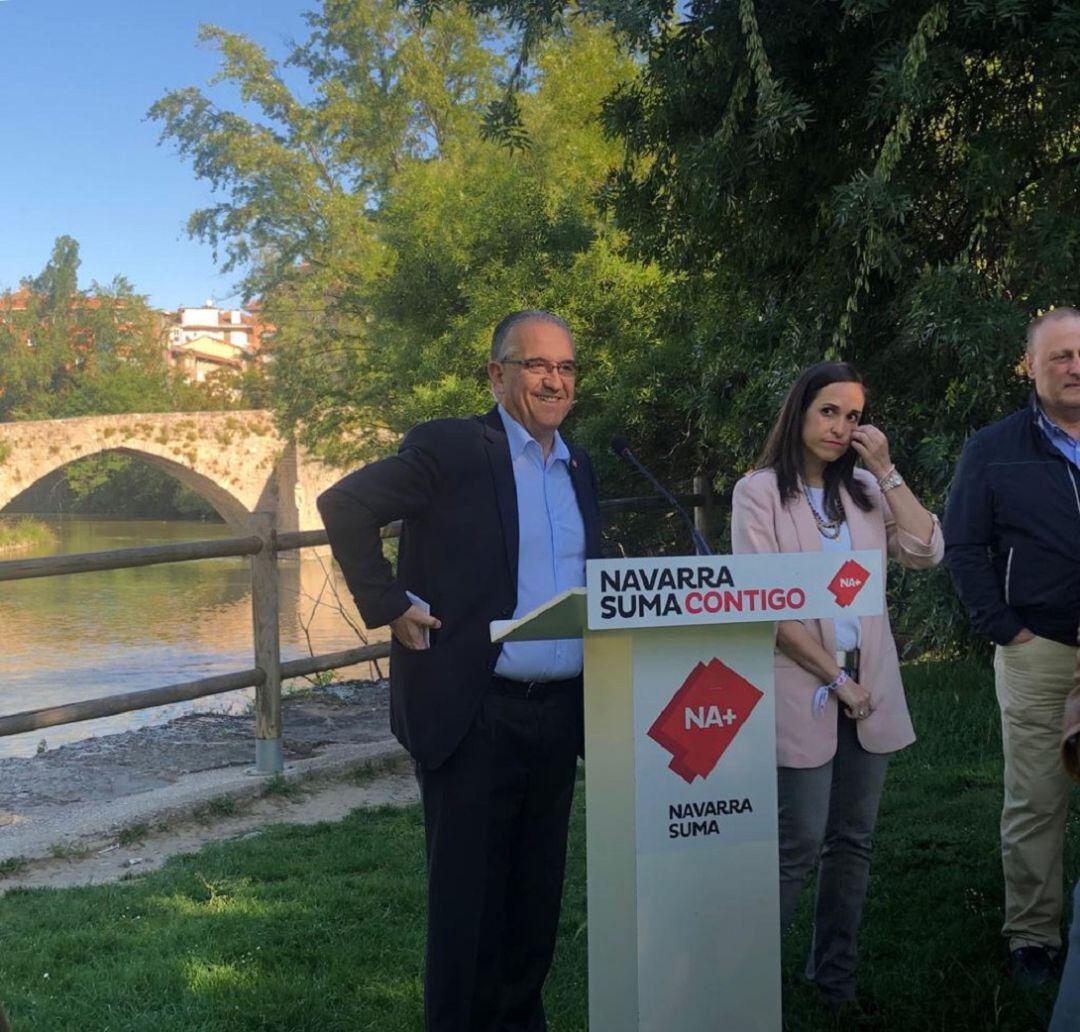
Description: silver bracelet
xmin=877 ymin=465 xmax=904 ymax=492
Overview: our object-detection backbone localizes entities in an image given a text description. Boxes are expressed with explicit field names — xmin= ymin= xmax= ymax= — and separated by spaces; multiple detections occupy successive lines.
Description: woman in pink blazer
xmin=731 ymin=361 xmax=942 ymax=1015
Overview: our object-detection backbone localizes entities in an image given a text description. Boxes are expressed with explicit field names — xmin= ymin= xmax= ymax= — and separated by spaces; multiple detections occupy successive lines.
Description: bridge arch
xmin=0 ymin=412 xmax=343 ymax=535
xmin=2 ymin=445 xmax=255 ymax=530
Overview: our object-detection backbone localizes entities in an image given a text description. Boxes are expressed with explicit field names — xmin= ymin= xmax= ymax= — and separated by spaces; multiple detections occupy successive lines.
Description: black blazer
xmin=318 ymin=407 xmax=604 ymax=769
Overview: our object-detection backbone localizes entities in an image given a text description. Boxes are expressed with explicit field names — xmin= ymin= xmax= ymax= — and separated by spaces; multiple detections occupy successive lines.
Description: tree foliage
xmin=150 ymin=0 xmax=683 ymax=508
xmin=421 ymin=1 xmax=1080 ymax=453
xmin=0 ymin=236 xmax=233 ymax=422
xmin=600 ymin=2 xmax=1080 ymax=450
xmin=407 ymin=0 xmax=1080 ymax=653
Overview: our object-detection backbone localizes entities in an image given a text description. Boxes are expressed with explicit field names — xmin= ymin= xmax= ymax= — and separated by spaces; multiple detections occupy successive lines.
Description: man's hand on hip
xmin=1009 ymin=628 xmax=1036 ymax=646
xmin=390 ymin=604 xmax=442 ymax=650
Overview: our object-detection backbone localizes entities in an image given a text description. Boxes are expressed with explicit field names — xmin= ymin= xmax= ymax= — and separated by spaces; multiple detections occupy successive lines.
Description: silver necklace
xmin=802 ymin=485 xmax=844 ymax=540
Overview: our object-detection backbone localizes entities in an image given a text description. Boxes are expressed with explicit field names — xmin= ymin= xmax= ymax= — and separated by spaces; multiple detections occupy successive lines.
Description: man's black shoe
xmin=1009 ymin=944 xmax=1059 ymax=988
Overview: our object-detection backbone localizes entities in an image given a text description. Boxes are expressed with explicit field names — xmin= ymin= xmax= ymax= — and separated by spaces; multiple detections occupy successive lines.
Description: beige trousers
xmin=994 ymin=635 xmax=1075 ymax=951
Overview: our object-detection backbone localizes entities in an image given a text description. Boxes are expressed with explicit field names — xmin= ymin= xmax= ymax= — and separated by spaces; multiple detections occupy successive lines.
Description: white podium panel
xmin=585 ymin=623 xmax=780 ymax=1032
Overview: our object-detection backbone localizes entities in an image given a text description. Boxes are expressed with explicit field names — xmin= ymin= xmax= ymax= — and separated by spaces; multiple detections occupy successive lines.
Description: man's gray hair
xmin=490 ymin=310 xmax=575 ymax=362
xmin=1027 ymin=306 xmax=1080 ymax=351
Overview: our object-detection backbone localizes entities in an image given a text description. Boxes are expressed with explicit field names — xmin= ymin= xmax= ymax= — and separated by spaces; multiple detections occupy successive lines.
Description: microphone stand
xmin=613 ymin=441 xmax=712 ymax=556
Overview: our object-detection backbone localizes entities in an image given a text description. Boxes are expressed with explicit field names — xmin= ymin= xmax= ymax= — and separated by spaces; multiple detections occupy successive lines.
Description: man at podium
xmin=318 ymin=310 xmax=603 ymax=1032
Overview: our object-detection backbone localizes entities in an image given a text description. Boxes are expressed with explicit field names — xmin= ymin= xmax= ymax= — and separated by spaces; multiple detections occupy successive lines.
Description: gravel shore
xmin=0 ymin=679 xmax=409 ymax=881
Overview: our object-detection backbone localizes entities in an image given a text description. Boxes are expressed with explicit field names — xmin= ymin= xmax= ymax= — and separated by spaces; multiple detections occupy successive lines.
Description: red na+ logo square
xmin=647 ymin=659 xmax=763 ymax=784
xmin=827 ymin=559 xmax=871 ymax=608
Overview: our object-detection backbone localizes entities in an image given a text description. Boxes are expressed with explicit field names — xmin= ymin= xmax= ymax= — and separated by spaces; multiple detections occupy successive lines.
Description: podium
xmin=493 ymin=550 xmax=884 ymax=1032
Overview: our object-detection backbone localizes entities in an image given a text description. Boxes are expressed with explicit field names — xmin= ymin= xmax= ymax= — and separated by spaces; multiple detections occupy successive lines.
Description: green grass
xmin=0 ymin=516 xmax=55 ymax=554
xmin=0 ymin=660 xmax=1075 ymax=1030
xmin=0 ymin=807 xmax=427 ymax=1031
xmin=261 ymin=773 xmax=303 ymax=801
xmin=0 ymin=856 xmax=28 ymax=879
xmin=778 ymin=659 xmax=1074 ymax=1031
xmin=46 ymin=842 xmax=92 ymax=861
xmin=116 ymin=823 xmax=150 ymax=848
xmin=193 ymin=796 xmax=238 ymax=823
xmin=350 ymin=761 xmax=387 ymax=786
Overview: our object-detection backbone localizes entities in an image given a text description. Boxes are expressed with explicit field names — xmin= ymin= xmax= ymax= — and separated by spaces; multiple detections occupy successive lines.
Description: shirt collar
xmin=1034 ymin=398 xmax=1076 ymax=446
xmin=497 ymin=404 xmax=570 ymax=463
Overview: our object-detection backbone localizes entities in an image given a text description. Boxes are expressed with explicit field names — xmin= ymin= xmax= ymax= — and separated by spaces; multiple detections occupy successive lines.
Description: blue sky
xmin=0 ymin=1 xmax=314 ymax=311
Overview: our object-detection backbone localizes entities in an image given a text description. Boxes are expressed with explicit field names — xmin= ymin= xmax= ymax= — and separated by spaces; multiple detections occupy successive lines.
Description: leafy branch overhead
xmin=420 ymin=1 xmax=1080 ymax=457
xmin=154 ymin=0 xmax=1080 ymax=654
xmin=150 ymin=0 xmax=680 ymax=487
xmin=415 ymin=0 xmax=675 ymax=146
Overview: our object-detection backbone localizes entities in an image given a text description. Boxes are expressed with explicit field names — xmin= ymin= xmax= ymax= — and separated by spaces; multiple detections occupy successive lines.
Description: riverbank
xmin=0 ymin=515 xmax=376 ymax=758
xmin=0 ymin=678 xmax=408 ymax=886
xmin=0 ymin=515 xmax=54 ymax=555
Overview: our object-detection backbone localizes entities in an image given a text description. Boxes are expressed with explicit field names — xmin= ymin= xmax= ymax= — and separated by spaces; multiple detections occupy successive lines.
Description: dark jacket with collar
xmin=944 ymin=396 xmax=1080 ymax=647
xmin=317 ymin=407 xmax=603 ymax=769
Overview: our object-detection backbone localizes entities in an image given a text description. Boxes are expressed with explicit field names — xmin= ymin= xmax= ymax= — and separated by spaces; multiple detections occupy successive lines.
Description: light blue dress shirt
xmin=1036 ymin=404 xmax=1080 ymax=469
xmin=494 ymin=404 xmax=586 ymax=681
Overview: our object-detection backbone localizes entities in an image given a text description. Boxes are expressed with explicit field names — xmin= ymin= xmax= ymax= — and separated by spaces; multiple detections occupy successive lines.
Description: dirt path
xmin=1 ymin=760 xmax=419 ymax=891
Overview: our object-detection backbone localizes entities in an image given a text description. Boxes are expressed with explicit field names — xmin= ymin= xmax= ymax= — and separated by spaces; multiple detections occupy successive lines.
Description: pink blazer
xmin=731 ymin=467 xmax=943 ymax=768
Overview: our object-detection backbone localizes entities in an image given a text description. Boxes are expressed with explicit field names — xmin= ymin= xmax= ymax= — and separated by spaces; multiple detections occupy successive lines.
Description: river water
xmin=0 ymin=516 xmax=384 ymax=759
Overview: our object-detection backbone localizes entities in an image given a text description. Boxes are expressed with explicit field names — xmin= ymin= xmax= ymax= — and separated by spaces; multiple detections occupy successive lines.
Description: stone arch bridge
xmin=0 ymin=411 xmax=347 ymax=535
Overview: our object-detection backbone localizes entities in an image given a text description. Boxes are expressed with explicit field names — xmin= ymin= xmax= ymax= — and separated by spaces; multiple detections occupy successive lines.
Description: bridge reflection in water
xmin=0 ymin=516 xmax=384 ymax=759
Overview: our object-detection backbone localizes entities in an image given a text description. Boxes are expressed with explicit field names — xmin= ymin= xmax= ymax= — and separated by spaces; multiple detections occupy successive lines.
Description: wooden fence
xmin=0 ymin=485 xmax=713 ymax=772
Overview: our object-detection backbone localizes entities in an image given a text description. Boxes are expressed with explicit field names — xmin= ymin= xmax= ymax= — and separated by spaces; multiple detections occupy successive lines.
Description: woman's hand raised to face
xmin=848 ymin=424 xmax=893 ymax=480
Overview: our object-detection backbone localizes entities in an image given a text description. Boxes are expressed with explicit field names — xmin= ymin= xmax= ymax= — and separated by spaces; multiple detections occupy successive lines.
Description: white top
xmin=805 ymin=486 xmax=861 ymax=652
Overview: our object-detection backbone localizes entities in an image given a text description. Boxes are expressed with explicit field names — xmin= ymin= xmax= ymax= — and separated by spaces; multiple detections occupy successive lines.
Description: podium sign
xmin=587 ymin=550 xmax=883 ymax=630
xmin=492 ymin=551 xmax=884 ymax=1032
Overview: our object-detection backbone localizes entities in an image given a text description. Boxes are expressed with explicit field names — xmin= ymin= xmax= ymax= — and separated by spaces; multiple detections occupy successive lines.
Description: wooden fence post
xmin=693 ymin=474 xmax=715 ymax=553
xmin=249 ymin=511 xmax=283 ymax=774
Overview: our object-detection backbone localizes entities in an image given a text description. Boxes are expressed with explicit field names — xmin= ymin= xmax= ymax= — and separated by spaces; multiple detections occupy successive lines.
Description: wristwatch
xmin=878 ymin=467 xmax=904 ymax=492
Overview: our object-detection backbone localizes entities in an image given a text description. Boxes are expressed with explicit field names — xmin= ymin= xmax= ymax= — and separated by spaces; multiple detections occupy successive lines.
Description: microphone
xmin=611 ymin=436 xmax=712 ymax=555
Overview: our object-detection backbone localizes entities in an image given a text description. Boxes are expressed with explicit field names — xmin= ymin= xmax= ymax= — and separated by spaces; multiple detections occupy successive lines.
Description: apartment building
xmin=165 ymin=303 xmax=272 ymax=383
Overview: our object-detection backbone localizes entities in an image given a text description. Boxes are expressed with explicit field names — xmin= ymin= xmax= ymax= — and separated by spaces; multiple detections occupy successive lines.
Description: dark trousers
xmin=777 ymin=710 xmax=890 ymax=1004
xmin=416 ymin=681 xmax=582 ymax=1032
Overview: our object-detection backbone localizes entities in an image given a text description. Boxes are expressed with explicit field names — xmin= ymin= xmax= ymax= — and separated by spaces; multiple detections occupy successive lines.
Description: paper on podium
xmin=490 ymin=587 xmax=587 ymax=643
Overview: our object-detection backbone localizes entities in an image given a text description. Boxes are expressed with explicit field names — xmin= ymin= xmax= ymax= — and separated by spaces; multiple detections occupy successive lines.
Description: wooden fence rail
xmin=0 ymin=491 xmax=708 ymax=772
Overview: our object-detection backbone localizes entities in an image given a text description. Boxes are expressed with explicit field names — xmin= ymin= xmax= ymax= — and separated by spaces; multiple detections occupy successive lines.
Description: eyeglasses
xmin=500 ymin=358 xmax=578 ymax=378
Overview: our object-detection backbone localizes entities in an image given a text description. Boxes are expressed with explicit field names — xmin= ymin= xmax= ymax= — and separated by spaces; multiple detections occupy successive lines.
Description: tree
xmin=150 ymin=0 xmax=687 ymax=530
xmin=31 ymin=235 xmax=82 ymax=307
xmin=0 ymin=237 xmax=254 ymax=421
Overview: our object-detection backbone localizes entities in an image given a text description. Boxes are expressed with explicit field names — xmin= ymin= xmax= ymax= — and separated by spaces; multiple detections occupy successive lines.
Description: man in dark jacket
xmin=318 ymin=311 xmax=603 ymax=1032
xmin=944 ymin=306 xmax=1080 ymax=986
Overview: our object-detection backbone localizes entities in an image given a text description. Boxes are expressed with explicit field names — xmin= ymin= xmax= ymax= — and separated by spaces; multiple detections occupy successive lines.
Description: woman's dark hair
xmin=756 ymin=361 xmax=873 ymax=519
